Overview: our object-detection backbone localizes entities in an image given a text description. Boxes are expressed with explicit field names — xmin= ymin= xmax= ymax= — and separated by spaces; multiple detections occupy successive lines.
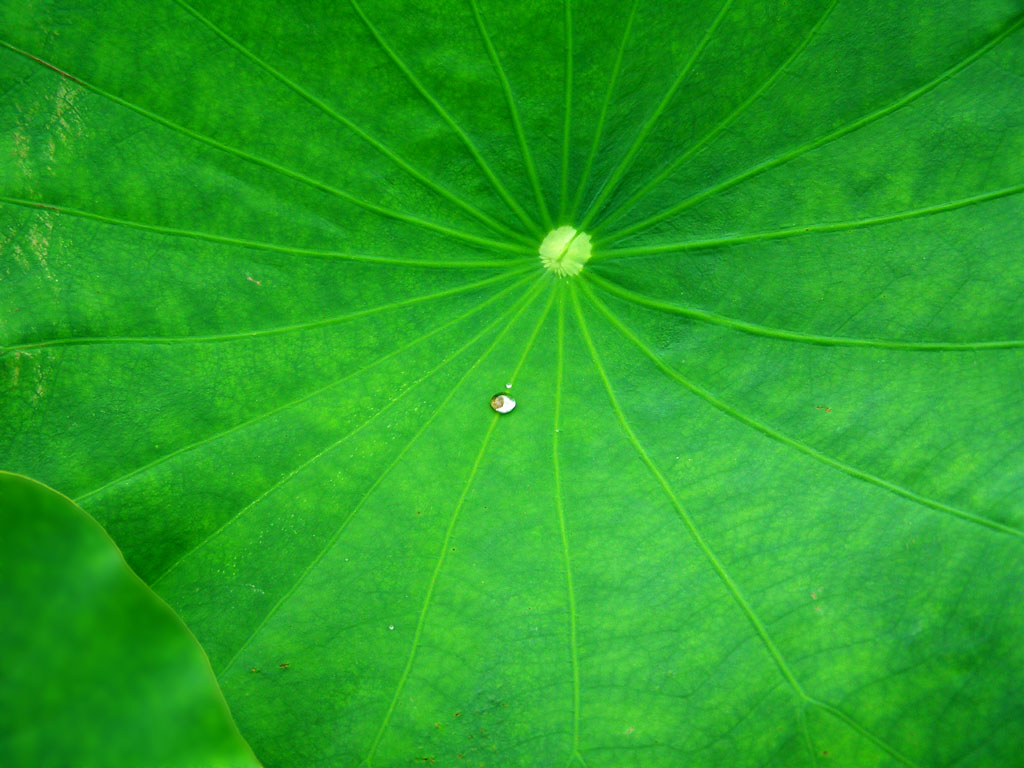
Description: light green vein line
xmin=569 ymin=0 xmax=638 ymax=222
xmin=0 ymin=196 xmax=534 ymax=263
xmin=580 ymin=280 xmax=1024 ymax=541
xmin=168 ymin=0 xmax=530 ymax=246
xmin=215 ymin=279 xmax=549 ymax=682
xmin=595 ymin=182 xmax=1024 ymax=257
xmin=586 ymin=272 xmax=1024 ymax=350
xmin=595 ymin=0 xmax=839 ymax=233
xmin=569 ymin=0 xmax=638 ymax=221
xmin=808 ymin=700 xmax=919 ymax=768
xmin=72 ymin=276 xmax=531 ymax=505
xmin=347 ymin=0 xmax=543 ymax=237
xmin=0 ymin=40 xmax=522 ymax=255
xmin=469 ymin=0 xmax=553 ymax=229
xmin=363 ymin=282 xmax=555 ymax=766
xmin=798 ymin=702 xmax=818 ymax=768
xmin=554 ymin=288 xmax=583 ymax=768
xmin=601 ymin=15 xmax=1024 ymax=243
xmin=363 ymin=420 xmax=502 ymax=766
xmin=511 ymin=284 xmax=558 ymax=388
xmin=578 ymin=0 xmax=735 ymax=231
xmin=570 ymin=283 xmax=809 ymax=699
xmin=577 ymin=284 xmax=922 ymax=767
xmin=5 ymin=267 xmax=532 ymax=353
xmin=559 ymin=0 xmax=573 ymax=220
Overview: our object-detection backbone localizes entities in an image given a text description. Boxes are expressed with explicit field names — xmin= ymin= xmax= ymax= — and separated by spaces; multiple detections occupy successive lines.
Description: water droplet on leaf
xmin=490 ymin=394 xmax=516 ymax=413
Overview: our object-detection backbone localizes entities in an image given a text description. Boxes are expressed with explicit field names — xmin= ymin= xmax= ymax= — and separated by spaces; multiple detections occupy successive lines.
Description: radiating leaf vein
xmin=168 ymin=0 xmax=531 ymax=245
xmin=601 ymin=16 xmax=1024 ymax=242
xmin=0 ymin=41 xmax=522 ymax=255
xmin=363 ymin=282 xmax=555 ymax=764
xmin=470 ymin=0 xmax=553 ymax=229
xmin=5 ymin=269 xmax=532 ymax=352
xmin=579 ymin=0 xmax=735 ymax=230
xmin=581 ymin=281 xmax=1024 ymax=540
xmin=559 ymin=0 xmax=574 ymax=220
xmin=553 ymin=288 xmax=583 ymax=768
xmin=73 ymin=276 xmax=532 ymax=506
xmin=0 ymin=197 xmax=534 ymax=265
xmin=586 ymin=271 xmax=1024 ymax=350
xmin=346 ymin=0 xmax=542 ymax=237
xmin=595 ymin=183 xmax=1024 ymax=257
xmin=212 ymin=279 xmax=549 ymax=684
xmin=568 ymin=0 xmax=639 ymax=221
xmin=596 ymin=0 xmax=840 ymax=232
xmin=573 ymin=284 xmax=920 ymax=766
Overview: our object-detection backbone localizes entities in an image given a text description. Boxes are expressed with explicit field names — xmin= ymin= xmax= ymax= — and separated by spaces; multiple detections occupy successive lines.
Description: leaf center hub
xmin=539 ymin=226 xmax=592 ymax=277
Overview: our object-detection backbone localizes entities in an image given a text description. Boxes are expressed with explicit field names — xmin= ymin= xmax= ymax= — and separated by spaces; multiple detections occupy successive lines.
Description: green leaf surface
xmin=2 ymin=0 xmax=1023 ymax=765
xmin=0 ymin=472 xmax=259 ymax=768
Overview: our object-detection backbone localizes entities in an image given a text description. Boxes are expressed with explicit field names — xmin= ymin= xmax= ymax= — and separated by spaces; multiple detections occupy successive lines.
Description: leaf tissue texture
xmin=0 ymin=472 xmax=258 ymax=768
xmin=1 ymin=0 xmax=1023 ymax=765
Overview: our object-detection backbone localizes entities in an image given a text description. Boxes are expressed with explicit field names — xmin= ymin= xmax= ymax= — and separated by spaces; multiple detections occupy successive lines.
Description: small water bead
xmin=490 ymin=394 xmax=516 ymax=413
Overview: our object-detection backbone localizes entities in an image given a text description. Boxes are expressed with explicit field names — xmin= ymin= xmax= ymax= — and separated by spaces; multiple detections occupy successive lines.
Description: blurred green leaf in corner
xmin=0 ymin=471 xmax=259 ymax=768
